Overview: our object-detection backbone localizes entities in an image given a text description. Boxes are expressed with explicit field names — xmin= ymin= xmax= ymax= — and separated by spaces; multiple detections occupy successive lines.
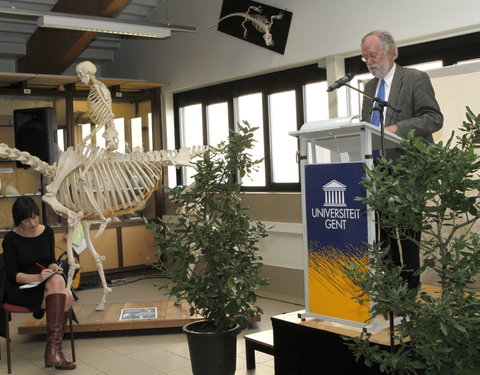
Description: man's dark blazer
xmin=361 ymin=64 xmax=443 ymax=159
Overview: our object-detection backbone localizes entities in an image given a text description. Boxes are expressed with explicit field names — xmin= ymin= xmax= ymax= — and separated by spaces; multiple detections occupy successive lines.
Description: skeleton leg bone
xmin=65 ymin=223 xmax=81 ymax=291
xmin=77 ymin=176 xmax=111 ymax=237
xmin=82 ymin=221 xmax=111 ymax=311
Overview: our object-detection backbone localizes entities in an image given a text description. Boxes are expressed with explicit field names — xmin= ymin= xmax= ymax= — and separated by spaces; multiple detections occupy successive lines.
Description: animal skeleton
xmin=212 ymin=5 xmax=284 ymax=47
xmin=0 ymin=61 xmax=204 ymax=310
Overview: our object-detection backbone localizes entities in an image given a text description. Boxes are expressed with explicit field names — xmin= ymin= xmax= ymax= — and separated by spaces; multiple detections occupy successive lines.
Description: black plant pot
xmin=183 ymin=320 xmax=241 ymax=375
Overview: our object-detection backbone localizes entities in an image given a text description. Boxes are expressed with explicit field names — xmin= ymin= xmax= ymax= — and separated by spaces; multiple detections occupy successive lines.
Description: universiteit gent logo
xmin=322 ymin=180 xmax=346 ymax=207
xmin=311 ymin=179 xmax=360 ymax=230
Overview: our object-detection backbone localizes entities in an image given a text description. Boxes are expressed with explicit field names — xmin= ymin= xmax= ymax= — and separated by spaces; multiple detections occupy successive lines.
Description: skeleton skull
xmin=76 ymin=61 xmax=97 ymax=85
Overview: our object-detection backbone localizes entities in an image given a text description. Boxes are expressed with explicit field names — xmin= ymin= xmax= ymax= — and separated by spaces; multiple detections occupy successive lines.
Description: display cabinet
xmin=0 ymin=111 xmax=50 ymax=230
xmin=0 ymin=72 xmax=166 ymax=277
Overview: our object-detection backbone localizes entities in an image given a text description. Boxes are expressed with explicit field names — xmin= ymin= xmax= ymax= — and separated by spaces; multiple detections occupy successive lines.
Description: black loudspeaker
xmin=14 ymin=107 xmax=58 ymax=168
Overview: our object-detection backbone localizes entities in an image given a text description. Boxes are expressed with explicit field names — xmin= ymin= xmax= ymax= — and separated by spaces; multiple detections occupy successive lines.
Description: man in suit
xmin=360 ymin=30 xmax=443 ymax=289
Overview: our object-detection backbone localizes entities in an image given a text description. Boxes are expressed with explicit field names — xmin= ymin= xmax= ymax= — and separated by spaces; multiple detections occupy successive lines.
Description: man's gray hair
xmin=362 ymin=30 xmax=398 ymax=60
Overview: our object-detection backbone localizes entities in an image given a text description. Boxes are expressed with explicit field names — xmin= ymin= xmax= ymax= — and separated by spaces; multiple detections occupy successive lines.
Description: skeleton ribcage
xmin=57 ymin=155 xmax=161 ymax=220
xmin=88 ymin=88 xmax=114 ymax=126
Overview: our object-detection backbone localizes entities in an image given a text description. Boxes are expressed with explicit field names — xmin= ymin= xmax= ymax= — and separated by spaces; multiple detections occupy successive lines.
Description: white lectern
xmin=290 ymin=117 xmax=402 ymax=330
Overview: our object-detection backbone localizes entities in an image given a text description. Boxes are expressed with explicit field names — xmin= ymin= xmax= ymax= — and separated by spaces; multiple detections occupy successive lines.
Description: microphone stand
xmin=333 ymin=81 xmax=401 ymax=352
xmin=342 ymin=82 xmax=400 ymax=157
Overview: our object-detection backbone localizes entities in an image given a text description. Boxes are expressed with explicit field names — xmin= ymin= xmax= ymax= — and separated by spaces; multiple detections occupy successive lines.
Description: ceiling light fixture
xmin=0 ymin=7 xmax=196 ymax=38
xmin=38 ymin=14 xmax=171 ymax=38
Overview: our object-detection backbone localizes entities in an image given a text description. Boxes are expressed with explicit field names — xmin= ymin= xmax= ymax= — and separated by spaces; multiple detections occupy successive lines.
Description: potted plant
xmin=146 ymin=121 xmax=268 ymax=375
xmin=345 ymin=107 xmax=480 ymax=374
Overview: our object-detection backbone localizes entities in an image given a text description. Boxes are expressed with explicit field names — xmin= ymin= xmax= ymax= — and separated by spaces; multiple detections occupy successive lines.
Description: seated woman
xmin=2 ymin=196 xmax=75 ymax=370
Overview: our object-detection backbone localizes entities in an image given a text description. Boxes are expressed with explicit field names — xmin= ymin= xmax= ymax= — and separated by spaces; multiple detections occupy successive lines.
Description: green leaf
xmin=440 ymin=322 xmax=448 ymax=336
xmin=344 ymin=108 xmax=480 ymax=374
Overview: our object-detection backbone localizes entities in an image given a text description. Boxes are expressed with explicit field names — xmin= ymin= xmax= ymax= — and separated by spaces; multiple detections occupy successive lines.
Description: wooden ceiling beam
xmin=17 ymin=0 xmax=132 ymax=75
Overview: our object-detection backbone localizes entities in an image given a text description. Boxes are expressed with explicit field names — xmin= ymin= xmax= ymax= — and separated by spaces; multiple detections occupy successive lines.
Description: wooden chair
xmin=2 ymin=303 xmax=76 ymax=374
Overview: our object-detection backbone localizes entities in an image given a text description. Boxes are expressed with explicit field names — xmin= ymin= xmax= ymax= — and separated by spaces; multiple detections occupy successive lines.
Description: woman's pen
xmin=35 ymin=262 xmax=47 ymax=270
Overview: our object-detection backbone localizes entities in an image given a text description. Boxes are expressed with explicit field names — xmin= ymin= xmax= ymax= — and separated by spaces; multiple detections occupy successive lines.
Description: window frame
xmin=173 ymin=31 xmax=480 ymax=192
xmin=173 ymin=64 xmax=327 ymax=192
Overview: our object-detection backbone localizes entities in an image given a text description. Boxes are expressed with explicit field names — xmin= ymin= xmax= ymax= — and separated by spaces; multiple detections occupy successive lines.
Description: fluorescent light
xmin=0 ymin=7 xmax=196 ymax=35
xmin=38 ymin=14 xmax=172 ymax=38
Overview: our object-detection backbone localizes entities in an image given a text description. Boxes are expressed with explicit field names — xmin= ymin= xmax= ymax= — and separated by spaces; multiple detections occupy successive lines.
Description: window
xmin=131 ymin=117 xmax=143 ymax=152
xmin=113 ymin=118 xmax=125 ymax=154
xmin=348 ymin=72 xmax=373 ymax=119
xmin=174 ymin=31 xmax=480 ymax=191
xmin=269 ymin=90 xmax=298 ymax=183
xmin=207 ymin=102 xmax=229 ymax=146
xmin=95 ymin=127 xmax=106 ymax=149
xmin=236 ymin=93 xmax=265 ymax=187
xmin=57 ymin=128 xmax=65 ymax=152
xmin=180 ymin=104 xmax=203 ymax=147
xmin=148 ymin=113 xmax=153 ymax=152
xmin=174 ymin=64 xmax=327 ymax=191
xmin=304 ymin=81 xmax=331 ymax=163
xmin=80 ymin=123 xmax=93 ymax=145
xmin=304 ymin=82 xmax=329 ymax=122
xmin=179 ymin=104 xmax=203 ymax=184
xmin=165 ymin=108 xmax=177 ymax=188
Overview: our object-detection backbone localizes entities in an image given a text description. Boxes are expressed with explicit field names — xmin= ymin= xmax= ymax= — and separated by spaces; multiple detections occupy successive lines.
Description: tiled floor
xmin=1 ymin=276 xmax=303 ymax=374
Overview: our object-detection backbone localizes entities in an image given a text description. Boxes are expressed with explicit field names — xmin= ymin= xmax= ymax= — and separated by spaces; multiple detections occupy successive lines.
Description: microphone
xmin=326 ymin=73 xmax=355 ymax=92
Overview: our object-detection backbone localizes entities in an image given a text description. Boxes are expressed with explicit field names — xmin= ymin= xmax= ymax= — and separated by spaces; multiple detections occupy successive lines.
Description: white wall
xmin=425 ymin=63 xmax=480 ymax=286
xmin=102 ymin=0 xmax=480 ymax=92
xmin=430 ymin=61 xmax=480 ymax=143
xmin=259 ymin=222 xmax=304 ymax=269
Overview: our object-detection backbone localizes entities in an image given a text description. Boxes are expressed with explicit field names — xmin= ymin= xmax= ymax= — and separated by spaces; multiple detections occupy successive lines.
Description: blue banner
xmin=304 ymin=162 xmax=370 ymax=322
xmin=305 ymin=162 xmax=368 ymax=247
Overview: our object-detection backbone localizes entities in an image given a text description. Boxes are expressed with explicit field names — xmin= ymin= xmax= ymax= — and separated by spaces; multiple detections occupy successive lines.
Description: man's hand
xmin=385 ymin=124 xmax=399 ymax=134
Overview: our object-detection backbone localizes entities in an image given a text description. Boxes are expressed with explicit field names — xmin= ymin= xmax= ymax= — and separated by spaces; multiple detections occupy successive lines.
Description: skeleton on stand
xmin=0 ymin=61 xmax=205 ymax=310
xmin=76 ymin=61 xmax=118 ymax=152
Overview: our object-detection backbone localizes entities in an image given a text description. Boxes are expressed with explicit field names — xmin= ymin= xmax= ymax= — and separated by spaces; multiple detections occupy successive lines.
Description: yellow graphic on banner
xmin=308 ymin=241 xmax=370 ymax=323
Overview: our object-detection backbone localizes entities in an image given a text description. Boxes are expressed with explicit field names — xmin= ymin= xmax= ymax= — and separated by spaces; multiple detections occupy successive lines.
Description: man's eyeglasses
xmin=361 ymin=52 xmax=381 ymax=62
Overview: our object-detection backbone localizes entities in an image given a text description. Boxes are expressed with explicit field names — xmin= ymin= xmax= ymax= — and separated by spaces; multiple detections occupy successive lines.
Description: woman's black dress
xmin=2 ymin=226 xmax=56 ymax=316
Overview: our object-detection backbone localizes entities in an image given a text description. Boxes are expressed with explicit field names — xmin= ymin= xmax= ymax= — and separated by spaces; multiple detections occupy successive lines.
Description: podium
xmin=290 ymin=117 xmax=402 ymax=330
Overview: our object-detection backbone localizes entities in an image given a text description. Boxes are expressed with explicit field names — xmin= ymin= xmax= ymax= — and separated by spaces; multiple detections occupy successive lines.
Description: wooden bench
xmin=244 ymin=329 xmax=274 ymax=369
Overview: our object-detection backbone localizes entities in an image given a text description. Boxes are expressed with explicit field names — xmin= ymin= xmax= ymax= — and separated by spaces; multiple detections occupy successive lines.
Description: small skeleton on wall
xmin=212 ymin=5 xmax=283 ymax=47
xmin=213 ymin=0 xmax=293 ymax=54
xmin=0 ymin=61 xmax=205 ymax=310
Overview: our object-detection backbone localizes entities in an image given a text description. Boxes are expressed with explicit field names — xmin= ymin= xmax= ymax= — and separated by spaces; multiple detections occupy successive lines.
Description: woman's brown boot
xmin=44 ymin=294 xmax=76 ymax=370
xmin=55 ymin=310 xmax=76 ymax=369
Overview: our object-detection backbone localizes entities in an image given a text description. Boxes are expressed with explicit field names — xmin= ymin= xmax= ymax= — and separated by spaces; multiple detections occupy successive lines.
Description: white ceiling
xmin=0 ymin=0 xmax=165 ymax=66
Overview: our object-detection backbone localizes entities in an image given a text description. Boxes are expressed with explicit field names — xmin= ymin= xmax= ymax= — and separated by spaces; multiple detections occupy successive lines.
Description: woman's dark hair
xmin=12 ymin=196 xmax=40 ymax=227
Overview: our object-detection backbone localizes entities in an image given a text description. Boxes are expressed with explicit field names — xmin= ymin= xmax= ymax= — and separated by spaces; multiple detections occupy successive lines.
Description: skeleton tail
xmin=0 ymin=143 xmax=56 ymax=178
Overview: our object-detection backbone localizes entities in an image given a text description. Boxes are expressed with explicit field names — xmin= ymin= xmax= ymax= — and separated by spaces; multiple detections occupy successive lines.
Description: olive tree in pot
xmin=345 ymin=108 xmax=480 ymax=374
xmin=146 ymin=122 xmax=268 ymax=375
